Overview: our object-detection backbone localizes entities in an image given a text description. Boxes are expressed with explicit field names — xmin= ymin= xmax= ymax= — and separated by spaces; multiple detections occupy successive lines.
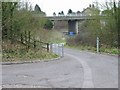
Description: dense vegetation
xmin=66 ymin=1 xmax=119 ymax=54
xmin=2 ymin=2 xmax=56 ymax=62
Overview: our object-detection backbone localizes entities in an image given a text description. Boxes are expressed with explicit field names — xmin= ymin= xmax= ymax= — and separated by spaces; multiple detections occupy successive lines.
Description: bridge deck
xmin=46 ymin=15 xmax=106 ymax=21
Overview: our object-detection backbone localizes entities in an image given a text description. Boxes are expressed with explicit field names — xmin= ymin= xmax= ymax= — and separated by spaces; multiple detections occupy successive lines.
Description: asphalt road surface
xmin=2 ymin=48 xmax=118 ymax=88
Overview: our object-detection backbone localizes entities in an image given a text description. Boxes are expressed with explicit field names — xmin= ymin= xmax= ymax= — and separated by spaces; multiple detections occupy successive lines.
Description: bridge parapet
xmin=46 ymin=15 xmax=106 ymax=21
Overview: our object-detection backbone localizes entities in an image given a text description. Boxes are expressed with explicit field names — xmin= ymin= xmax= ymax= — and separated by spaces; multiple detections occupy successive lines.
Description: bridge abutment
xmin=68 ymin=20 xmax=78 ymax=34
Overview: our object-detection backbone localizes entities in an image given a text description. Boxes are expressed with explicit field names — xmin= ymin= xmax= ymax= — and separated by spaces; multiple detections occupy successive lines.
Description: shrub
xmin=43 ymin=19 xmax=53 ymax=30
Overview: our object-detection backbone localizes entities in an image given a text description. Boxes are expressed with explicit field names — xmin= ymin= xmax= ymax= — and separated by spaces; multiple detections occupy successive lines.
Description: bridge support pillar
xmin=52 ymin=21 xmax=55 ymax=29
xmin=68 ymin=20 xmax=78 ymax=34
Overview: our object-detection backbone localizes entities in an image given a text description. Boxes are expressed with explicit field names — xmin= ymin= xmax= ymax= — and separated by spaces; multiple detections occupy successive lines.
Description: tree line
xmin=2 ymin=2 xmax=56 ymax=61
xmin=53 ymin=4 xmax=97 ymax=16
xmin=2 ymin=2 xmax=53 ymax=42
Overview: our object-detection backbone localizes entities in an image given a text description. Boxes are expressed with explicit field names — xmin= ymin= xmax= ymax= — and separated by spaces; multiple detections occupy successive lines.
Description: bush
xmin=43 ymin=19 xmax=53 ymax=30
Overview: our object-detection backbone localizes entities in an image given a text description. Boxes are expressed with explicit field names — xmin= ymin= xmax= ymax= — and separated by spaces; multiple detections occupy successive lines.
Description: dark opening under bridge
xmin=46 ymin=15 xmax=106 ymax=34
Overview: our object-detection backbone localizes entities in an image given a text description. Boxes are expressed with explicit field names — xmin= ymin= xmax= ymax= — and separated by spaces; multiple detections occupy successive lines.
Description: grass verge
xmin=2 ymin=50 xmax=58 ymax=62
xmin=65 ymin=45 xmax=119 ymax=55
xmin=2 ymin=40 xmax=59 ymax=62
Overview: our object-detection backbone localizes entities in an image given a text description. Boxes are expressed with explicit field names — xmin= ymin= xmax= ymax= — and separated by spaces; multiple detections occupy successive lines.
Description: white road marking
xmin=65 ymin=53 xmax=94 ymax=88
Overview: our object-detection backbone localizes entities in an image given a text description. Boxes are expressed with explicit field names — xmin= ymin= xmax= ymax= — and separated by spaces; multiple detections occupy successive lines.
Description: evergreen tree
xmin=34 ymin=4 xmax=41 ymax=13
xmin=68 ymin=9 xmax=72 ymax=14
xmin=53 ymin=12 xmax=56 ymax=16
xmin=43 ymin=20 xmax=53 ymax=30
xmin=61 ymin=11 xmax=64 ymax=15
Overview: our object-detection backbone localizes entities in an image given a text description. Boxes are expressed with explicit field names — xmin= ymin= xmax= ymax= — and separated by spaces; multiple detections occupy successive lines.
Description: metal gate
xmin=50 ymin=43 xmax=64 ymax=57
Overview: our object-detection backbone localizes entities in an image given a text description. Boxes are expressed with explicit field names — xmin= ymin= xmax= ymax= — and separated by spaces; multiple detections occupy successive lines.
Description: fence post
xmin=21 ymin=33 xmax=23 ymax=43
xmin=28 ymin=31 xmax=31 ymax=49
xmin=47 ymin=43 xmax=49 ymax=52
xmin=34 ymin=37 xmax=36 ymax=49
xmin=24 ymin=30 xmax=27 ymax=45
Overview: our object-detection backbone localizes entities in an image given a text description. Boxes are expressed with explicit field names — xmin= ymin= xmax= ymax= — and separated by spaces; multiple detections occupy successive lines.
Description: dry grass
xmin=2 ymin=40 xmax=58 ymax=62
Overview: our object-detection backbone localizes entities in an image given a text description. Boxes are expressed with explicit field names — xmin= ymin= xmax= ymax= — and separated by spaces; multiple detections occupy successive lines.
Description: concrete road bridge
xmin=46 ymin=15 xmax=105 ymax=34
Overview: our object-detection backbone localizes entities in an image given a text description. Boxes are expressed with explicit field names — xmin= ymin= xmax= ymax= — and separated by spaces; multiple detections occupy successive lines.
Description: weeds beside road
xmin=65 ymin=45 xmax=119 ymax=55
xmin=2 ymin=40 xmax=58 ymax=62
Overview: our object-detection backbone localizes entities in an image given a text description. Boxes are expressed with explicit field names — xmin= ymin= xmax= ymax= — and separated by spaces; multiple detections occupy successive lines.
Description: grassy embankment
xmin=2 ymin=40 xmax=58 ymax=62
xmin=65 ymin=44 xmax=119 ymax=55
xmin=2 ymin=30 xmax=64 ymax=62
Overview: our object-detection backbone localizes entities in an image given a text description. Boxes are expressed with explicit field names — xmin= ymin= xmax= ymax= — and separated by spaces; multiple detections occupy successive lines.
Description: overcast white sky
xmin=25 ymin=0 xmax=118 ymax=16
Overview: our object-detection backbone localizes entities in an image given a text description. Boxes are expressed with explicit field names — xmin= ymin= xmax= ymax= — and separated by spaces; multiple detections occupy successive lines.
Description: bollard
xmin=62 ymin=44 xmax=64 ymax=57
xmin=97 ymin=37 xmax=99 ymax=53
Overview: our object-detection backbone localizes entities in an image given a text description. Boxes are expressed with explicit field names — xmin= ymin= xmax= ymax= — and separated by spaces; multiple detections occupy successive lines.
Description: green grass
xmin=100 ymin=47 xmax=119 ymax=55
xmin=65 ymin=45 xmax=119 ymax=55
xmin=65 ymin=45 xmax=96 ymax=52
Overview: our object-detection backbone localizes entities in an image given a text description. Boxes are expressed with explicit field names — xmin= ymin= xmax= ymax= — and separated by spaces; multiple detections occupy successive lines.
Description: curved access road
xmin=2 ymin=48 xmax=118 ymax=88
xmin=64 ymin=48 xmax=118 ymax=88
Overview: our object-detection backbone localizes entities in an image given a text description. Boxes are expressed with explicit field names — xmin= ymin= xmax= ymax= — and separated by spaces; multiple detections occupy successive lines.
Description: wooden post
xmin=21 ymin=33 xmax=23 ymax=43
xmin=24 ymin=30 xmax=28 ymax=49
xmin=25 ymin=30 xmax=27 ymax=44
xmin=34 ymin=37 xmax=36 ymax=49
xmin=28 ymin=31 xmax=31 ymax=49
xmin=47 ymin=43 xmax=49 ymax=52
